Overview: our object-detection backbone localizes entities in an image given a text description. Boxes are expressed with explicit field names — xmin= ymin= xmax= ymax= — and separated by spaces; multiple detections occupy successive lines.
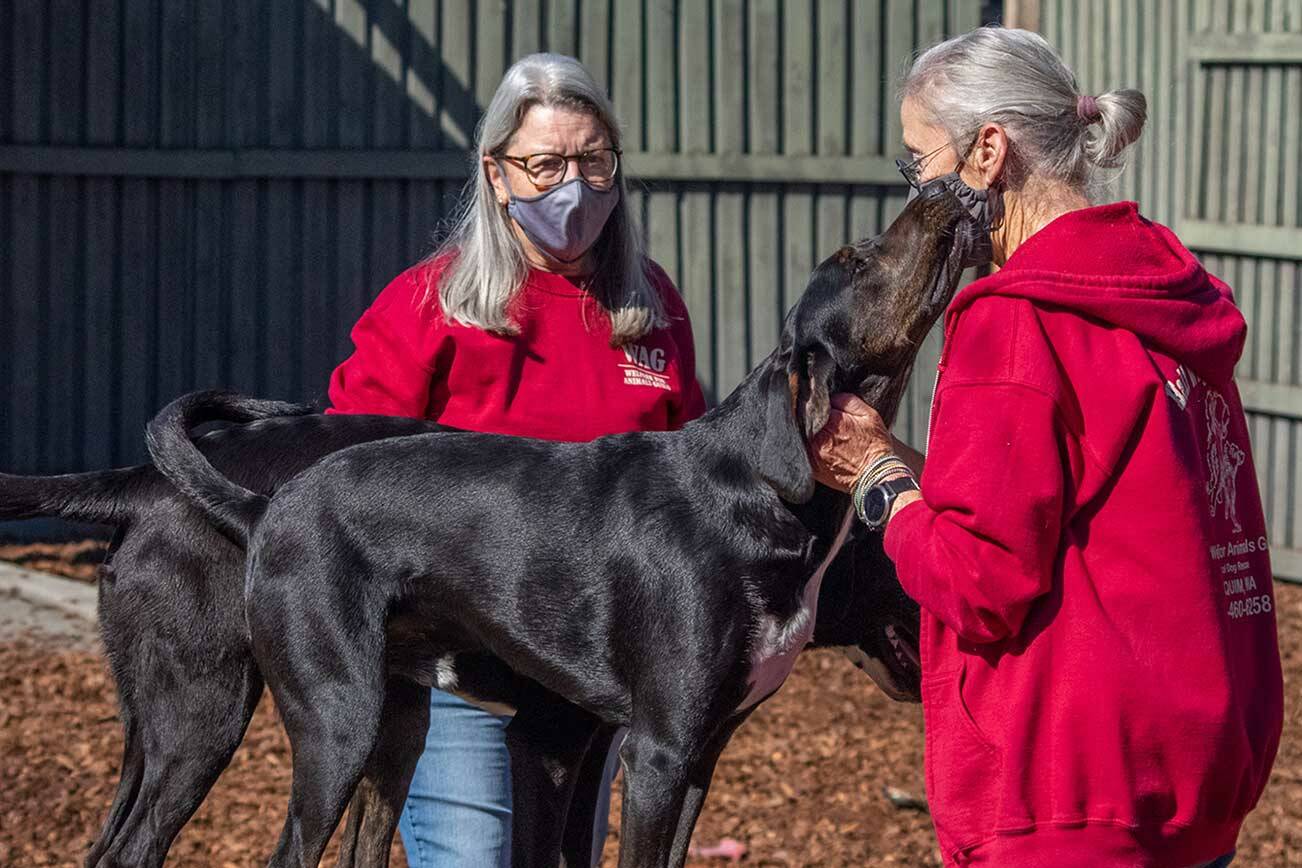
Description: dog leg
xmin=665 ymin=710 xmax=753 ymax=868
xmin=614 ymin=730 xmax=697 ymax=868
xmin=253 ymin=583 xmax=388 ymax=868
xmin=88 ymin=652 xmax=264 ymax=868
xmin=335 ymin=677 xmax=431 ymax=868
xmin=83 ymin=711 xmax=144 ymax=867
xmin=505 ymin=693 xmax=601 ymax=868
xmin=559 ymin=725 xmax=620 ymax=868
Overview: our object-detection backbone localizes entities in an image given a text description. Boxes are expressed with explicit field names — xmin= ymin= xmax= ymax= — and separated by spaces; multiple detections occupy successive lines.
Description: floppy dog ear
xmin=757 ymin=355 xmax=816 ymax=504
xmin=797 ymin=349 xmax=836 ymax=438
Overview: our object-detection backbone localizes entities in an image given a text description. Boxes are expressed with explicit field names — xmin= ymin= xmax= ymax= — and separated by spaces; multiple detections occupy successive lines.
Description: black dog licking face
xmin=758 ymin=178 xmax=974 ymax=504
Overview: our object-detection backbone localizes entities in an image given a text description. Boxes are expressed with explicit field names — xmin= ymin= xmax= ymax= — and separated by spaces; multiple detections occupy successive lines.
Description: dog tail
xmin=146 ymin=389 xmax=315 ymax=546
xmin=0 ymin=466 xmax=145 ymax=526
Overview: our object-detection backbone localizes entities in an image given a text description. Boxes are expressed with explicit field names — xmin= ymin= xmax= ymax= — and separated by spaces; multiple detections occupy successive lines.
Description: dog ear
xmin=757 ymin=354 xmax=816 ymax=504
xmin=797 ymin=349 xmax=836 ymax=438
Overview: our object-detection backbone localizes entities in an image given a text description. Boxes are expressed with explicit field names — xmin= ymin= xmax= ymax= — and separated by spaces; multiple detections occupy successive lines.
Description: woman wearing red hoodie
xmin=327 ymin=53 xmax=704 ymax=867
xmin=810 ymin=28 xmax=1282 ymax=868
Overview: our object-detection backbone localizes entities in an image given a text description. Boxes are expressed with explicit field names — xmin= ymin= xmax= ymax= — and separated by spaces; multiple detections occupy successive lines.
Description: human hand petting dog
xmin=807 ymin=393 xmax=924 ymax=523
xmin=807 ymin=393 xmax=896 ymax=491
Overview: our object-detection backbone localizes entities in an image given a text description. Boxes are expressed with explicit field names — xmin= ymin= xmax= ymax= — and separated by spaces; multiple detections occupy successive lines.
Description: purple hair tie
xmin=1077 ymin=94 xmax=1101 ymax=123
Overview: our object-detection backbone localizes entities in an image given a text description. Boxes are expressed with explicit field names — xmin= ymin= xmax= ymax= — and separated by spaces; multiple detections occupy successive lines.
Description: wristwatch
xmin=856 ymin=476 xmax=920 ymax=530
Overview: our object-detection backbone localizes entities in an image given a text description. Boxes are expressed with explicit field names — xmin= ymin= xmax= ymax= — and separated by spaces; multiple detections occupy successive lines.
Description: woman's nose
xmin=562 ymin=157 xmax=582 ymax=183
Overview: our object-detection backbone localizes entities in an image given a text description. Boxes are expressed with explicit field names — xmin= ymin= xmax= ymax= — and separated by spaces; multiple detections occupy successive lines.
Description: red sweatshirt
xmin=885 ymin=202 xmax=1283 ymax=867
xmin=327 ymin=258 xmax=705 ymax=438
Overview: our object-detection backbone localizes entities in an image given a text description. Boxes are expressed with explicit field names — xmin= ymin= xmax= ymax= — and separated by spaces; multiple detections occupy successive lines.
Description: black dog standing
xmin=145 ymin=179 xmax=976 ymax=868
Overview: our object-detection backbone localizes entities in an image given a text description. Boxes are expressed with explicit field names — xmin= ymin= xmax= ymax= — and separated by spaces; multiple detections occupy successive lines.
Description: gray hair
xmin=426 ymin=52 xmax=664 ymax=344
xmin=903 ymin=27 xmax=1147 ymax=194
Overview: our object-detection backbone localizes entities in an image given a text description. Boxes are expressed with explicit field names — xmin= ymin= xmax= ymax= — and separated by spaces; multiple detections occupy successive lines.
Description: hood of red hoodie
xmin=944 ymin=201 xmax=1246 ymax=386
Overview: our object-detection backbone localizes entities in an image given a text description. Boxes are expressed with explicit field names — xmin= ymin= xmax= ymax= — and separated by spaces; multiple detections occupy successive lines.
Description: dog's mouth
xmin=843 ymin=621 xmax=922 ymax=702
xmin=926 ymin=201 xmax=979 ymax=310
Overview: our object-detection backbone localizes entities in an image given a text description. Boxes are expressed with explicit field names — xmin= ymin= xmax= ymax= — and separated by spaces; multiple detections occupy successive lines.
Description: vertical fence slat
xmin=84 ymin=0 xmax=121 ymax=145
xmin=1285 ymin=68 xmax=1301 ymax=229
xmin=851 ymin=0 xmax=882 ymax=159
xmin=334 ymin=0 xmax=369 ymax=148
xmin=123 ymin=0 xmax=159 ymax=146
xmin=7 ymin=178 xmax=42 ymax=470
xmin=406 ymin=0 xmax=439 ymax=148
xmin=475 ymin=1 xmax=507 ymax=115
xmin=1169 ymin=0 xmax=1188 ymax=227
xmin=159 ymin=0 xmax=197 ymax=412
xmin=850 ymin=0 xmax=886 ymax=273
xmin=335 ymin=179 xmax=371 ymax=366
xmin=645 ymin=0 xmax=679 ymax=300
xmin=681 ymin=184 xmax=716 ymax=401
xmin=156 ymin=179 xmax=194 ymax=404
xmin=747 ymin=0 xmax=782 ymax=355
xmin=11 ymin=0 xmax=45 ymax=144
xmin=916 ymin=0 xmax=943 ymax=57
xmin=44 ymin=178 xmax=80 ymax=469
xmin=646 ymin=0 xmax=676 ymax=154
xmin=192 ymin=179 xmax=227 ymax=390
xmin=512 ymin=0 xmax=542 ymax=56
xmin=47 ymin=0 xmax=84 ymax=145
xmin=678 ymin=1 xmax=714 ymax=396
xmin=439 ymin=0 xmax=475 ymax=148
xmin=83 ymin=178 xmax=118 ymax=465
xmin=118 ymin=179 xmax=157 ymax=462
xmin=713 ymin=0 xmax=748 ymax=388
xmin=884 ymin=0 xmax=913 ymax=154
xmin=262 ymin=180 xmax=298 ymax=397
xmin=781 ymin=0 xmax=816 ymax=321
xmin=817 ymin=0 xmax=847 ymax=157
xmin=228 ymin=179 xmax=263 ymax=394
xmin=547 ymin=0 xmax=578 ymax=55
xmin=372 ymin=0 xmax=406 ymax=147
xmin=578 ymin=0 xmax=610 ymax=91
xmin=229 ymin=0 xmax=262 ymax=148
xmin=301 ymin=178 xmax=335 ymax=400
xmin=611 ymin=0 xmax=643 ymax=151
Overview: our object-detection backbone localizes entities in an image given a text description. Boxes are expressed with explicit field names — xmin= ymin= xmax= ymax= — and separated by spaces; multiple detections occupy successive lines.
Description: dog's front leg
xmin=615 ymin=728 xmax=697 ymax=868
xmin=505 ymin=694 xmax=601 ymax=868
xmin=665 ymin=709 xmax=753 ymax=868
xmin=335 ymin=677 xmax=431 ymax=868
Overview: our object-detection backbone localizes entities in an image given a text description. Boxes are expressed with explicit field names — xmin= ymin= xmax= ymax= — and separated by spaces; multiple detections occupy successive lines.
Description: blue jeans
xmin=1188 ymin=854 xmax=1235 ymax=868
xmin=397 ymin=689 xmax=618 ymax=868
xmin=399 ymin=689 xmax=513 ymax=867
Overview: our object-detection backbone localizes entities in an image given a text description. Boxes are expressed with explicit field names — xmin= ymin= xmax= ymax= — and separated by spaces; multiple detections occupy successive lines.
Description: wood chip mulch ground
xmin=0 ymin=541 xmax=1298 ymax=866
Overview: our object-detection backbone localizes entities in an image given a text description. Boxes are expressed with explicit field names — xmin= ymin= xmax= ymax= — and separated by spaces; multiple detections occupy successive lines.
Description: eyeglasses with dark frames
xmin=497 ymin=148 xmax=621 ymax=189
xmin=895 ymin=143 xmax=952 ymax=190
xmin=895 ymin=133 xmax=982 ymax=190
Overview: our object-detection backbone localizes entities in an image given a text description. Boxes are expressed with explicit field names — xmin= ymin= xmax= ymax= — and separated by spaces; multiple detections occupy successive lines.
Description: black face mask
xmin=897 ymin=160 xmax=1001 ymax=268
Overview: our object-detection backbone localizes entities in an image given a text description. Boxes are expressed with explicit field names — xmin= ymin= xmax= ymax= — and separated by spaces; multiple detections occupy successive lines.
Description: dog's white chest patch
xmin=434 ymin=654 xmax=458 ymax=691
xmin=738 ymin=507 xmax=855 ymax=711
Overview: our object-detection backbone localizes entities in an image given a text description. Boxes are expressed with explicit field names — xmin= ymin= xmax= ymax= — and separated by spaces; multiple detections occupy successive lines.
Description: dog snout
xmin=913 ymin=181 xmax=967 ymax=230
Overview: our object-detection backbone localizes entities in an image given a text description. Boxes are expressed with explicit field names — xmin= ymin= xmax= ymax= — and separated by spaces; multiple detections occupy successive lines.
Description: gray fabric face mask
xmin=501 ymin=172 xmax=619 ymax=264
xmin=904 ymin=171 xmax=1000 ymax=268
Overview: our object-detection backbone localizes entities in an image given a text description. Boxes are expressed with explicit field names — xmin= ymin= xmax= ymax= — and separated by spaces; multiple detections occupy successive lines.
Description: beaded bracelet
xmin=851 ymin=454 xmax=916 ymax=524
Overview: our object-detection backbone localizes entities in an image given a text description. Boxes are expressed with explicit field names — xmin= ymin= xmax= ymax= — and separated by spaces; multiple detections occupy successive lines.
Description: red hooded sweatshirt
xmin=326 ymin=257 xmax=705 ymax=437
xmin=884 ymin=202 xmax=1283 ymax=867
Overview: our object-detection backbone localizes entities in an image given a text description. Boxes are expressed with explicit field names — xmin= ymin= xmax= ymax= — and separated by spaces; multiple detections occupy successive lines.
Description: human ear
xmin=484 ymin=156 xmax=509 ymax=206
xmin=963 ymin=123 xmax=1008 ymax=190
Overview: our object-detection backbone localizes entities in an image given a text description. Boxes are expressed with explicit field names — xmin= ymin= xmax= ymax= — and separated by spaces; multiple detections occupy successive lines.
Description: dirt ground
xmin=0 ymin=540 xmax=1298 ymax=867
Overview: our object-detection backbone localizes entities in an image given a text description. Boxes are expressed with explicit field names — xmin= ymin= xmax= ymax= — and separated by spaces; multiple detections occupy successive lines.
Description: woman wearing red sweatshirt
xmin=327 ymin=54 xmax=704 ymax=867
xmin=810 ymin=28 xmax=1282 ymax=868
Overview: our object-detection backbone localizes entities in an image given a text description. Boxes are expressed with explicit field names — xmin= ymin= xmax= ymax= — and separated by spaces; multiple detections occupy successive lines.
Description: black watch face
xmin=864 ymin=486 xmax=890 ymax=526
